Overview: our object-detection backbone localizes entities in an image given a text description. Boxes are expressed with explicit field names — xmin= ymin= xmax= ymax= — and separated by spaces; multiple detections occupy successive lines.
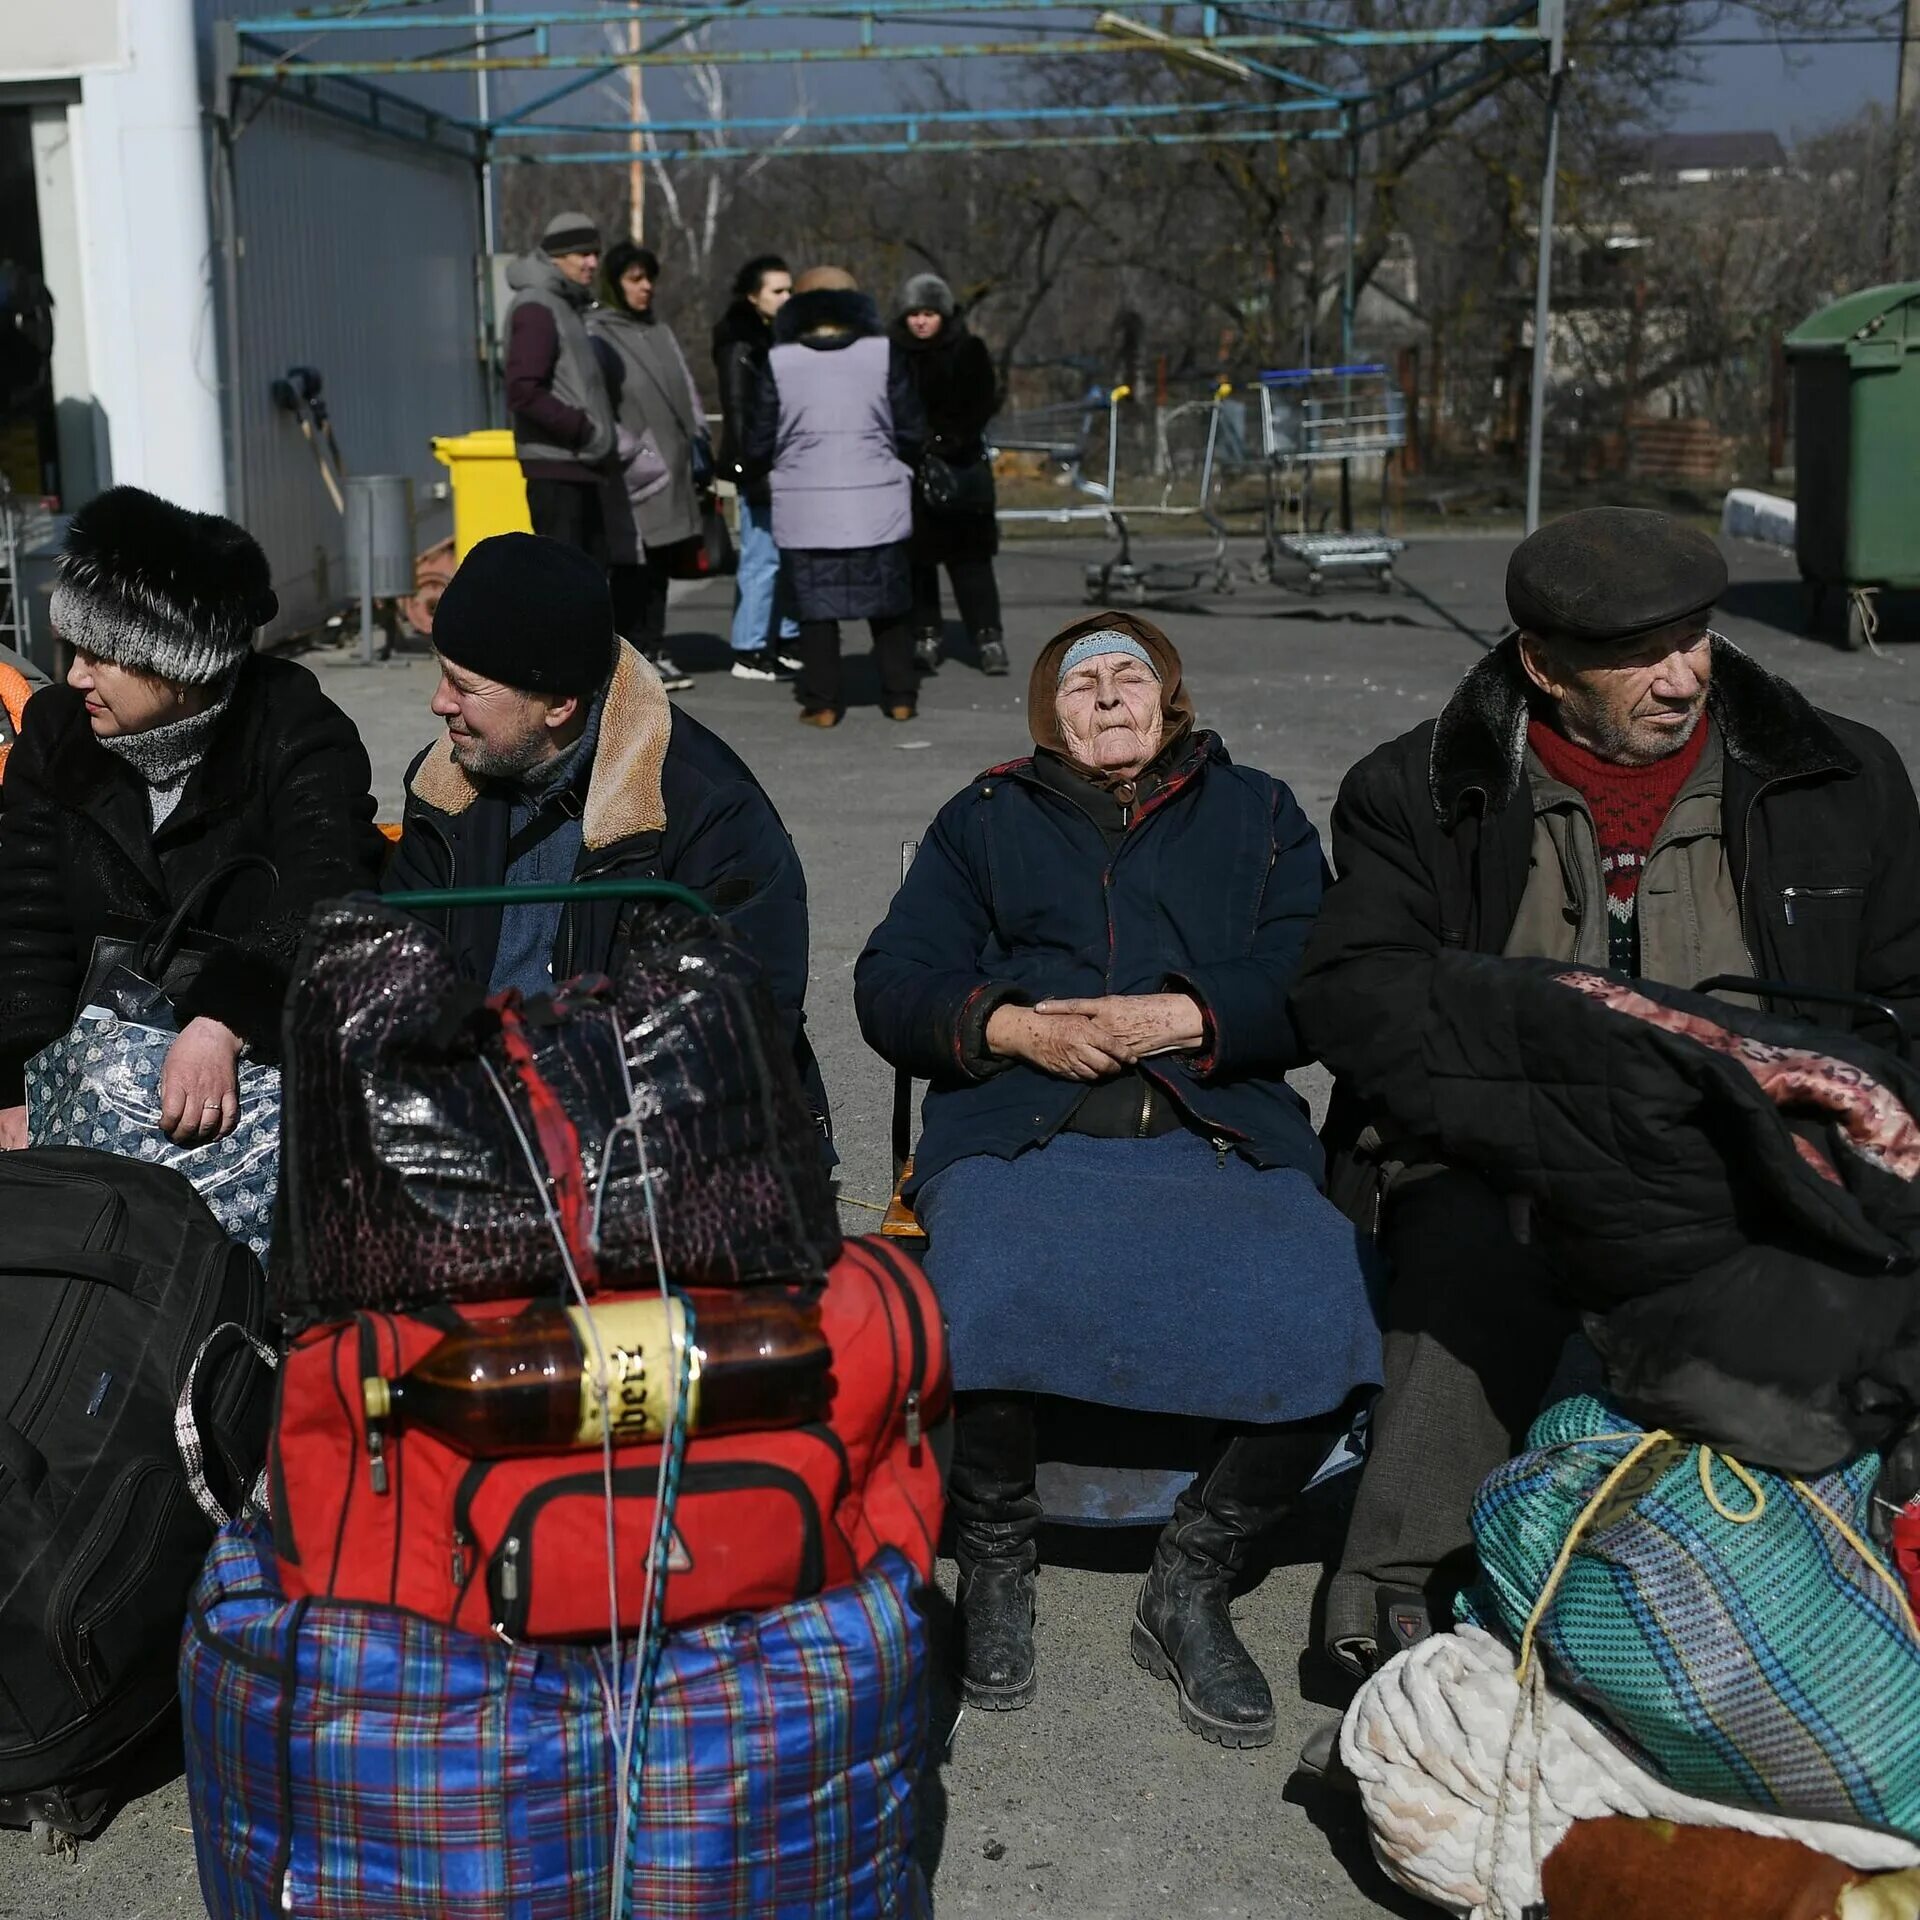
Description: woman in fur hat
xmin=0 ymin=487 xmax=385 ymax=1151
xmin=891 ymin=271 xmax=1007 ymax=678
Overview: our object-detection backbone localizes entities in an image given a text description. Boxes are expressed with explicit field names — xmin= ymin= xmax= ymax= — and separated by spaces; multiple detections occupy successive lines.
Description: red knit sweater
xmin=1526 ymin=716 xmax=1710 ymax=972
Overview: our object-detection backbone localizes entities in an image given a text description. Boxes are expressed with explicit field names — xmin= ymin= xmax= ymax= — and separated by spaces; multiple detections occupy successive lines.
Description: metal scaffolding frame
xmin=217 ymin=0 xmax=1568 ymax=527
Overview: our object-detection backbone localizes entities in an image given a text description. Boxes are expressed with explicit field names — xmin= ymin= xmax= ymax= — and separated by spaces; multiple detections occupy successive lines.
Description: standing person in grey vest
xmin=741 ymin=267 xmax=925 ymax=728
xmin=589 ymin=242 xmax=705 ymax=693
xmin=503 ymin=211 xmax=619 ymax=566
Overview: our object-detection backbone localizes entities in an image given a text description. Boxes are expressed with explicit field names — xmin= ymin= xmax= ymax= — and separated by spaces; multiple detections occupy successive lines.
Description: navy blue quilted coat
xmin=855 ymin=732 xmax=1329 ymax=1195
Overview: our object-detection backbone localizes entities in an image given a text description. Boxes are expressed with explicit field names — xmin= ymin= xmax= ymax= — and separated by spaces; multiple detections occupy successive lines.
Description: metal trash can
xmin=1785 ymin=282 xmax=1920 ymax=649
xmin=430 ymin=429 xmax=531 ymax=560
xmin=344 ymin=475 xmax=416 ymax=601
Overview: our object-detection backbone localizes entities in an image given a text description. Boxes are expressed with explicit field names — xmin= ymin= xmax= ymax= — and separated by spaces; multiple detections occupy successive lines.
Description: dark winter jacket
xmin=1292 ymin=635 xmax=1920 ymax=1204
xmin=891 ymin=315 xmax=1000 ymax=567
xmin=855 ymin=730 xmax=1329 ymax=1195
xmin=1418 ymin=954 xmax=1920 ymax=1473
xmin=712 ymin=298 xmax=774 ymax=505
xmin=0 ymin=653 xmax=385 ymax=1102
xmin=384 ymin=641 xmax=826 ymax=1127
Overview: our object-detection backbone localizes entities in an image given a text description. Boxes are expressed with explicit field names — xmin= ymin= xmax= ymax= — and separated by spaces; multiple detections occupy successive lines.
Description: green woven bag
xmin=1465 ymin=1393 xmax=1920 ymax=1837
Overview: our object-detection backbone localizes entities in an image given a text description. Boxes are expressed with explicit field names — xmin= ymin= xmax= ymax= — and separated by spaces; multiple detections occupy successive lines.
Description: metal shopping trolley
xmin=1251 ymin=364 xmax=1407 ymax=593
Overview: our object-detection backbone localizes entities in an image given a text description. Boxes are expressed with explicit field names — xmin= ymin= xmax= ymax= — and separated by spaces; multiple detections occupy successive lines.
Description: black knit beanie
xmin=433 ymin=532 xmax=614 ymax=698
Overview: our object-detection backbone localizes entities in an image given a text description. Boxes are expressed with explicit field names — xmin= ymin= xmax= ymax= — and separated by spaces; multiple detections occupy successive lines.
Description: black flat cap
xmin=1507 ymin=507 xmax=1727 ymax=646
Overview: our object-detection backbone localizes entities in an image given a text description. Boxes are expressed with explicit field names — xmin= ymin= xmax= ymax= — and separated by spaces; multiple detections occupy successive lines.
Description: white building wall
xmin=74 ymin=0 xmax=227 ymax=512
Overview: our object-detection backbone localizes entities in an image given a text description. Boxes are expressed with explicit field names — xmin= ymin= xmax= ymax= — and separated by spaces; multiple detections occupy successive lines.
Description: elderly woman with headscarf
xmin=855 ymin=612 xmax=1381 ymax=1748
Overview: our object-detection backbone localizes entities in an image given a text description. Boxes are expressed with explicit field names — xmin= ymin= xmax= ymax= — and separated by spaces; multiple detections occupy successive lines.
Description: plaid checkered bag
xmin=1465 ymin=1393 xmax=1920 ymax=1837
xmin=181 ymin=1521 xmax=931 ymax=1920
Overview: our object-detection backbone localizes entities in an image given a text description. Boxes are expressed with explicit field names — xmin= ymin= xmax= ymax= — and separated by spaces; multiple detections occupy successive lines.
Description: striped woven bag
xmin=1466 ymin=1393 xmax=1920 ymax=1837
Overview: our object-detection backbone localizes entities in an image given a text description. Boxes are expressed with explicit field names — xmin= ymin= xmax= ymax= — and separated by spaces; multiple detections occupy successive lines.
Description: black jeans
xmin=912 ymin=557 xmax=1002 ymax=638
xmin=1323 ymin=1167 xmax=1579 ymax=1651
xmin=796 ymin=616 xmax=917 ymax=717
xmin=610 ymin=563 xmax=670 ymax=654
xmin=524 ymin=476 xmax=609 ymax=568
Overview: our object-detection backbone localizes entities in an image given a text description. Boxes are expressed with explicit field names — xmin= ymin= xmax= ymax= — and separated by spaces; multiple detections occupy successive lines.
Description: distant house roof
xmin=1615 ymin=130 xmax=1788 ymax=182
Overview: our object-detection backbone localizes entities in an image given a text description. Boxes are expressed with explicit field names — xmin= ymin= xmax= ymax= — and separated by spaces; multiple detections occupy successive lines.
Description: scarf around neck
xmin=98 ymin=672 xmax=239 ymax=828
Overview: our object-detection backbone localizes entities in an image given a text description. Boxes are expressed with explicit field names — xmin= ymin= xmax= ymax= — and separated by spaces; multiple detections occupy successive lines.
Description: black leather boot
xmin=1131 ymin=1418 xmax=1339 ymax=1748
xmin=914 ymin=627 xmax=944 ymax=674
xmin=949 ymin=1392 xmax=1041 ymax=1709
xmin=974 ymin=627 xmax=1009 ymax=676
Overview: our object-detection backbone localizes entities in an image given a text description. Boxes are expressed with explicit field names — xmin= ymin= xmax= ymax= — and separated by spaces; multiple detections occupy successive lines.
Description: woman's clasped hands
xmin=985 ymin=992 xmax=1204 ymax=1082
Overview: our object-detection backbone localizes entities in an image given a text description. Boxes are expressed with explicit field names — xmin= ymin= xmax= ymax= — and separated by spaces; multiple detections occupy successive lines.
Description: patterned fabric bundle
xmin=181 ymin=1521 xmax=931 ymax=1920
xmin=26 ymin=1009 xmax=280 ymax=1263
xmin=1466 ymin=1394 xmax=1920 ymax=1837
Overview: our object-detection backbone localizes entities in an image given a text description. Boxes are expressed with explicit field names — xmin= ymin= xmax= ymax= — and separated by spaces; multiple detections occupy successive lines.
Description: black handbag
xmin=917 ymin=450 xmax=995 ymax=515
xmin=74 ymin=856 xmax=280 ymax=1030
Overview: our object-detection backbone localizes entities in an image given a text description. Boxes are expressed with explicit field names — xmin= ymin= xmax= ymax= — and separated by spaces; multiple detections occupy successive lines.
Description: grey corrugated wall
xmin=224 ymin=93 xmax=484 ymax=636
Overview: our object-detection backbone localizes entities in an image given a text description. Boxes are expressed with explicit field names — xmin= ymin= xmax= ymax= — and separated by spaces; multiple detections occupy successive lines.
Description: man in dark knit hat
xmin=503 ymin=211 xmax=618 ymax=561
xmin=385 ymin=531 xmax=829 ymax=1135
xmin=1287 ymin=506 xmax=1920 ymax=1762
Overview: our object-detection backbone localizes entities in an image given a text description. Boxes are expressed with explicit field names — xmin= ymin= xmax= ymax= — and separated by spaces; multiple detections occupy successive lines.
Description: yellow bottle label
xmin=570 ymin=1298 xmax=703 ymax=1446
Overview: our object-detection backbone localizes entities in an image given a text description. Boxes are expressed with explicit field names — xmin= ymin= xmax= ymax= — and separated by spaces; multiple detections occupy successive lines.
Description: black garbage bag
xmin=273 ymin=896 xmax=841 ymax=1319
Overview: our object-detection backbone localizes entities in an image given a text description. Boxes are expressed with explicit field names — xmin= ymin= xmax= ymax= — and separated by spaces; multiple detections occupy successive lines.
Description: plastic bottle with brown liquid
xmin=360 ymin=1291 xmax=830 ymax=1455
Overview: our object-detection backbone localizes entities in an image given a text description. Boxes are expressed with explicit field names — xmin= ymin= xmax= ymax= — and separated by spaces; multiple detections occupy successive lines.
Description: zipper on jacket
xmin=1781 ymin=884 xmax=1865 ymax=926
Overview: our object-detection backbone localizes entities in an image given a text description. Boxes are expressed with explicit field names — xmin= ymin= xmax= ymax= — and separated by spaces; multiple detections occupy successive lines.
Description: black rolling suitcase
xmin=0 ymin=1149 xmax=273 ymax=1842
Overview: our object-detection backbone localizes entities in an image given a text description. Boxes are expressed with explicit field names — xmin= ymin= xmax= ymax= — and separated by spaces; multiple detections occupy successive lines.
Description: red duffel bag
xmin=268 ymin=1238 xmax=948 ymax=1637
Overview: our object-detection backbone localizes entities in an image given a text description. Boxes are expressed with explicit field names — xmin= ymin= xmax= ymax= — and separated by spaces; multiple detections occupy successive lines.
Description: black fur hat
xmin=51 ymin=486 xmax=278 ymax=686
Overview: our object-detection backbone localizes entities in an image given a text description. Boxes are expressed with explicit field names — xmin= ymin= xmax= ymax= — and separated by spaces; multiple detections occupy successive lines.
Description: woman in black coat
xmin=891 ymin=273 xmax=1007 ymax=678
xmin=0 ymin=488 xmax=385 ymax=1150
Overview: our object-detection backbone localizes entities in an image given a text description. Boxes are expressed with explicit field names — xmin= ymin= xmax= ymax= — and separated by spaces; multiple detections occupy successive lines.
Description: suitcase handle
xmin=384 ymin=879 xmax=710 ymax=914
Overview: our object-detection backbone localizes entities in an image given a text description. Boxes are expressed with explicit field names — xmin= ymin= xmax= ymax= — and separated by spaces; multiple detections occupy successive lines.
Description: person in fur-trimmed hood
xmin=1284 ymin=507 xmax=1920 ymax=1758
xmin=0 ymin=486 xmax=384 ymax=1149
xmin=383 ymin=531 xmax=829 ymax=1139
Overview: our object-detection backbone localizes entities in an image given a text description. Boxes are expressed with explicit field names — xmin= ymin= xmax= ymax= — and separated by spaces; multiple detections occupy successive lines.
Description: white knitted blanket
xmin=1340 ymin=1626 xmax=1920 ymax=1919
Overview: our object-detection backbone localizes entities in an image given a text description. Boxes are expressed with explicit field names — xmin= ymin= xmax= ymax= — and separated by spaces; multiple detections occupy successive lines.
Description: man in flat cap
xmin=1288 ymin=506 xmax=1920 ymax=1750
xmin=385 ymin=532 xmax=829 ymax=1140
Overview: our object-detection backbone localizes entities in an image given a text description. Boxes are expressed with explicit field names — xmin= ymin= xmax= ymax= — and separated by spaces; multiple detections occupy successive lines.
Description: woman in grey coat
xmin=741 ymin=267 xmax=926 ymax=729
xmin=589 ymin=242 xmax=708 ymax=691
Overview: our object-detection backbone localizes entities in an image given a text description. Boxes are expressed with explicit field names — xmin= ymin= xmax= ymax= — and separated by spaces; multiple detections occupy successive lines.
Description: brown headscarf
xmin=1027 ymin=611 xmax=1195 ymax=779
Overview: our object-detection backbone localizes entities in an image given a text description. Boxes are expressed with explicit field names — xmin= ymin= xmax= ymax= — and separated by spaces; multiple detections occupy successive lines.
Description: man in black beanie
xmin=386 ymin=532 xmax=829 ymax=1134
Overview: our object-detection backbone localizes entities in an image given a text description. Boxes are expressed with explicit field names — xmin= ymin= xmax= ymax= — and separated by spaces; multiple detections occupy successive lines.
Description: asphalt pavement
xmin=12 ymin=525 xmax=1912 ymax=1919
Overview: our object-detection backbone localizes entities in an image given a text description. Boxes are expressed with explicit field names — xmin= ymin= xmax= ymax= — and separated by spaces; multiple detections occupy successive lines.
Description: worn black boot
xmin=974 ymin=627 xmax=1010 ymax=676
xmin=914 ymin=627 xmax=944 ymax=674
xmin=949 ymin=1392 xmax=1042 ymax=1710
xmin=1131 ymin=1418 xmax=1340 ymax=1748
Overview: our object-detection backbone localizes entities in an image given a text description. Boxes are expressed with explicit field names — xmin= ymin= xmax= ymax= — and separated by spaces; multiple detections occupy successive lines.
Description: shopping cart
xmin=1251 ymin=364 xmax=1407 ymax=593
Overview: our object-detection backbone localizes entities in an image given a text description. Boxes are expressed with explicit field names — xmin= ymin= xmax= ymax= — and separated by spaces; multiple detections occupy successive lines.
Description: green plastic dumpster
xmin=1785 ymin=282 xmax=1920 ymax=649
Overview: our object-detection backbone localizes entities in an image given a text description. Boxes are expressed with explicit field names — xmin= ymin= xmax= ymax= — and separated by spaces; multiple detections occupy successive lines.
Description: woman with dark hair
xmin=891 ymin=272 xmax=1007 ymax=678
xmin=0 ymin=487 xmax=385 ymax=1150
xmin=588 ymin=242 xmax=706 ymax=692
xmin=712 ymin=253 xmax=799 ymax=682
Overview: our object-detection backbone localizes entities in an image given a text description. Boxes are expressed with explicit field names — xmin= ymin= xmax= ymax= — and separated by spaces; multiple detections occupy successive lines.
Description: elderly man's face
xmin=1520 ymin=621 xmax=1713 ymax=767
xmin=430 ymin=655 xmax=576 ymax=779
xmin=1056 ymin=652 xmax=1164 ymax=780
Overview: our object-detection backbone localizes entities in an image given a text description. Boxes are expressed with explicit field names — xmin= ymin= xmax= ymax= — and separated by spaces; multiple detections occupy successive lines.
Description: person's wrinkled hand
xmin=0 ymin=1105 xmax=27 ymax=1152
xmin=985 ymin=1005 xmax=1124 ymax=1083
xmin=1034 ymin=992 xmax=1206 ymax=1064
xmin=159 ymin=1017 xmax=245 ymax=1146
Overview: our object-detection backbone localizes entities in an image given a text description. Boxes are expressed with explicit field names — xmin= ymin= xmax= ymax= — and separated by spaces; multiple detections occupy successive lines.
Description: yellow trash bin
xmin=431 ymin=429 xmax=531 ymax=560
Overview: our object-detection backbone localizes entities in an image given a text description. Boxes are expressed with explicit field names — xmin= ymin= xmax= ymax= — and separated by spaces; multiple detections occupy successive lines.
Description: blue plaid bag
xmin=1466 ymin=1393 xmax=1920 ymax=1837
xmin=182 ymin=1522 xmax=931 ymax=1920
